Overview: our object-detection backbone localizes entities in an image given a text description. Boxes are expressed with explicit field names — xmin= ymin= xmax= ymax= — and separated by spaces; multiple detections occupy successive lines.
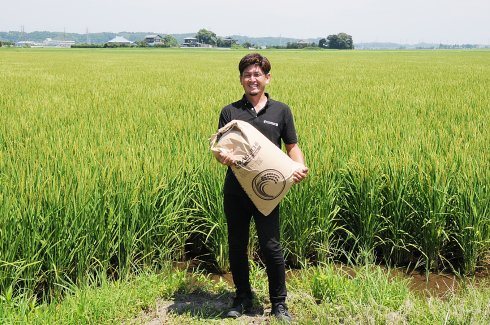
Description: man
xmin=214 ymin=53 xmax=308 ymax=322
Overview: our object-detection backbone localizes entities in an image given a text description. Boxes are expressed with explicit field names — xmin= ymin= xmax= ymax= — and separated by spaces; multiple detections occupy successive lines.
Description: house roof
xmin=107 ymin=36 xmax=132 ymax=43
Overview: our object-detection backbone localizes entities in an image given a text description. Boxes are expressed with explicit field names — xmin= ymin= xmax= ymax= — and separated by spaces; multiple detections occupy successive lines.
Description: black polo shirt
xmin=218 ymin=93 xmax=298 ymax=194
xmin=218 ymin=93 xmax=298 ymax=148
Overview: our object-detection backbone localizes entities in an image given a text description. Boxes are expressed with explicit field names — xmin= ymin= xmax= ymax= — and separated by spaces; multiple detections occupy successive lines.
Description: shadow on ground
xmin=167 ymin=290 xmax=265 ymax=319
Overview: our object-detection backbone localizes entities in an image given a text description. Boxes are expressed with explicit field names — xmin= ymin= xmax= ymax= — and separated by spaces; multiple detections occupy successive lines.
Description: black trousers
xmin=224 ymin=191 xmax=287 ymax=304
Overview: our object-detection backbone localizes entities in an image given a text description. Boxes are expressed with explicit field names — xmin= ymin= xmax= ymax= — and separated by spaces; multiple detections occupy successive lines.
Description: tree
xmin=217 ymin=37 xmax=237 ymax=48
xmin=318 ymin=38 xmax=327 ymax=48
xmin=195 ymin=29 xmax=217 ymax=46
xmin=326 ymin=34 xmax=339 ymax=49
xmin=337 ymin=33 xmax=354 ymax=49
xmin=162 ymin=34 xmax=178 ymax=47
xmin=242 ymin=41 xmax=255 ymax=49
xmin=325 ymin=33 xmax=353 ymax=49
xmin=286 ymin=41 xmax=314 ymax=49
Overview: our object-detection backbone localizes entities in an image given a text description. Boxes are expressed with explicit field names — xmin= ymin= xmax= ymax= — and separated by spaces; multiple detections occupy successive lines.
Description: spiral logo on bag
xmin=252 ymin=169 xmax=286 ymax=200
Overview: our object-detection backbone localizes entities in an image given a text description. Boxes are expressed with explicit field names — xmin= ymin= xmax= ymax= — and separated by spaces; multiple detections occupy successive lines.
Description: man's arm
xmin=285 ymin=143 xmax=309 ymax=183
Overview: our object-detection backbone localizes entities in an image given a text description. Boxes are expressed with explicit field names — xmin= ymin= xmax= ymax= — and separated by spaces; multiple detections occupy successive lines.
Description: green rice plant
xmin=282 ymin=170 xmax=343 ymax=266
xmin=449 ymin=172 xmax=490 ymax=275
xmin=338 ymin=166 xmax=386 ymax=264
xmin=379 ymin=164 xmax=420 ymax=267
xmin=189 ymin=166 xmax=229 ymax=272
xmin=147 ymin=172 xmax=195 ymax=266
xmin=411 ymin=164 xmax=456 ymax=274
xmin=281 ymin=179 xmax=321 ymax=267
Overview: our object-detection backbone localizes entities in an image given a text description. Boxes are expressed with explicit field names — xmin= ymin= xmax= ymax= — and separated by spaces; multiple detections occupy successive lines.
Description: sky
xmin=3 ymin=0 xmax=489 ymax=44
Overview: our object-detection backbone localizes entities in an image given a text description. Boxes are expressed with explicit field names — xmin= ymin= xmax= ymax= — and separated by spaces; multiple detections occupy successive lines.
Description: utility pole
xmin=86 ymin=27 xmax=90 ymax=44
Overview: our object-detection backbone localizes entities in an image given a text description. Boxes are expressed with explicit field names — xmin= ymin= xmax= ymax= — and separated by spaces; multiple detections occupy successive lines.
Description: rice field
xmin=0 ymin=48 xmax=489 ymax=301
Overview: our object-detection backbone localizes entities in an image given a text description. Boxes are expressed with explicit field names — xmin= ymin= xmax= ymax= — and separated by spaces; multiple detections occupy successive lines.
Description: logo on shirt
xmin=263 ymin=120 xmax=278 ymax=127
xmin=252 ymin=169 xmax=286 ymax=200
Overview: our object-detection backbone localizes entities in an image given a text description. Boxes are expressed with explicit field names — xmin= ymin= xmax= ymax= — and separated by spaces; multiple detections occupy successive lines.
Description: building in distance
xmin=143 ymin=34 xmax=164 ymax=46
xmin=107 ymin=36 xmax=134 ymax=46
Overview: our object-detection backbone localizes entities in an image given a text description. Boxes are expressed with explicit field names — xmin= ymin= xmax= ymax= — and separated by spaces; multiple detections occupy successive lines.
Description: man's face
xmin=240 ymin=64 xmax=270 ymax=97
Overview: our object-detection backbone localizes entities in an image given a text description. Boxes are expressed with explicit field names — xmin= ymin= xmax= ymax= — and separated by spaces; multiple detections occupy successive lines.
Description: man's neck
xmin=245 ymin=93 xmax=268 ymax=112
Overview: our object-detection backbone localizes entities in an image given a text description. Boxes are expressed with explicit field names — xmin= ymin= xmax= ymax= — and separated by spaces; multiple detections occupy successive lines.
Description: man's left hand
xmin=293 ymin=166 xmax=309 ymax=184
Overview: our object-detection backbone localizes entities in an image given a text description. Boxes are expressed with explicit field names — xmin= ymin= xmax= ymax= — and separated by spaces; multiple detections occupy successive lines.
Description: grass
xmin=2 ymin=262 xmax=489 ymax=324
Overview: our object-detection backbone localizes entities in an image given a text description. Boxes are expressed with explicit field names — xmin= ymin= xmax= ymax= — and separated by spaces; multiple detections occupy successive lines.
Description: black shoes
xmin=225 ymin=296 xmax=253 ymax=318
xmin=226 ymin=297 xmax=292 ymax=323
xmin=272 ymin=302 xmax=292 ymax=323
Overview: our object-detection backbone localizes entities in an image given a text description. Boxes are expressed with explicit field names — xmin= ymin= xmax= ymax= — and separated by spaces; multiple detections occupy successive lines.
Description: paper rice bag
xmin=210 ymin=120 xmax=303 ymax=216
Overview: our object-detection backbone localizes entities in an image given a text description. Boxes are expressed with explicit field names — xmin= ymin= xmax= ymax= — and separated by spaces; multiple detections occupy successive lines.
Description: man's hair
xmin=239 ymin=53 xmax=271 ymax=76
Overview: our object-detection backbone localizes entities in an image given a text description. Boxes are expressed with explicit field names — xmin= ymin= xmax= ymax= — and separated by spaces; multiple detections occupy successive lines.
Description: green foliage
xmin=195 ymin=29 xmax=218 ymax=46
xmin=1 ymin=260 xmax=490 ymax=324
xmin=449 ymin=174 xmax=490 ymax=275
xmin=163 ymin=34 xmax=178 ymax=47
xmin=379 ymin=165 xmax=419 ymax=266
xmin=311 ymin=265 xmax=411 ymax=310
xmin=241 ymin=41 xmax=255 ymax=48
xmin=338 ymin=167 xmax=385 ymax=264
xmin=286 ymin=41 xmax=317 ymax=49
xmin=216 ymin=37 xmax=237 ymax=48
xmin=325 ymin=33 xmax=354 ymax=49
xmin=0 ymin=40 xmax=14 ymax=46
xmin=311 ymin=265 xmax=352 ymax=303
xmin=0 ymin=265 xmax=188 ymax=324
xmin=189 ymin=170 xmax=229 ymax=272
xmin=319 ymin=38 xmax=327 ymax=48
xmin=71 ymin=43 xmax=104 ymax=48
xmin=282 ymin=170 xmax=343 ymax=266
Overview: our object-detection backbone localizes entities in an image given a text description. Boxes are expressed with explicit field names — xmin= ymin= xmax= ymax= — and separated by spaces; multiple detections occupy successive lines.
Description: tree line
xmin=194 ymin=29 xmax=354 ymax=49
xmin=0 ymin=29 xmax=354 ymax=49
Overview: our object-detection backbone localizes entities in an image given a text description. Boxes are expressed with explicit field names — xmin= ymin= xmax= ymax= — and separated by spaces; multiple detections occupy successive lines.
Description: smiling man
xmin=214 ymin=53 xmax=308 ymax=322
